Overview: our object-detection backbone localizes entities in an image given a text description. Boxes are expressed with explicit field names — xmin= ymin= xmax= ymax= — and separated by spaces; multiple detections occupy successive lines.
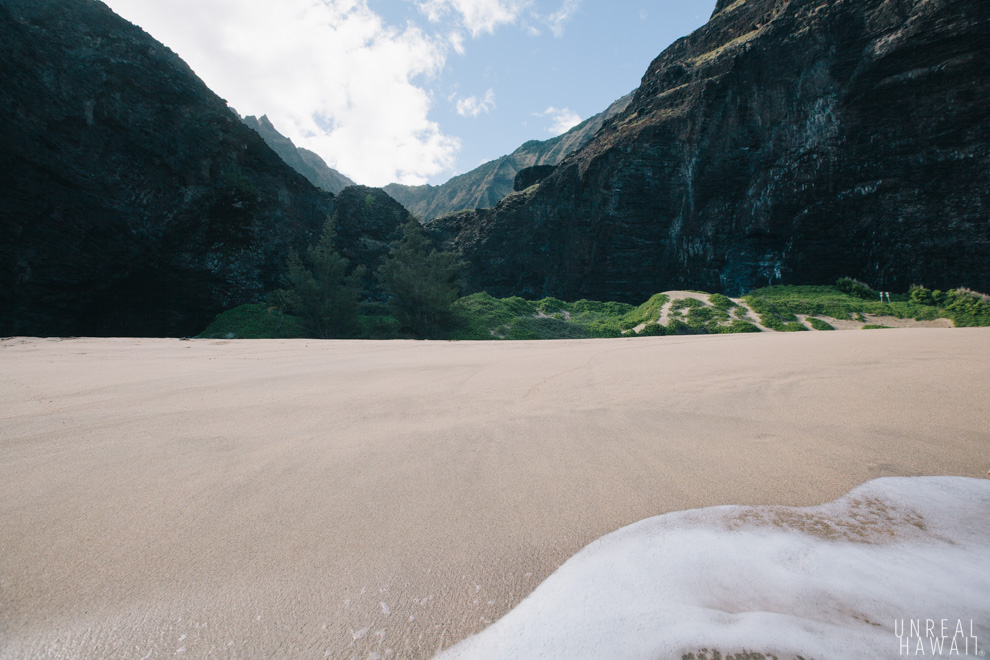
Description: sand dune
xmin=1 ymin=330 xmax=987 ymax=658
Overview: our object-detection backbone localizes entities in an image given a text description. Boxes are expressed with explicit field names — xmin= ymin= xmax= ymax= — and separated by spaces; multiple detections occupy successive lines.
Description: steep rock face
xmin=0 ymin=0 xmax=337 ymax=336
xmin=384 ymin=93 xmax=633 ymax=220
xmin=513 ymin=165 xmax=556 ymax=193
xmin=241 ymin=115 xmax=356 ymax=194
xmin=430 ymin=0 xmax=990 ymax=301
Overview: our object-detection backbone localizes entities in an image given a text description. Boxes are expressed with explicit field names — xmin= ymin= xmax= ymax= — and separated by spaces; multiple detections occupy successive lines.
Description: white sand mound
xmin=437 ymin=477 xmax=990 ymax=659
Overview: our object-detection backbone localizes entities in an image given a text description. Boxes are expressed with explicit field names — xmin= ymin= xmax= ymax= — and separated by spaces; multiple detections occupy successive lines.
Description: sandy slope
xmin=1 ymin=330 xmax=987 ymax=658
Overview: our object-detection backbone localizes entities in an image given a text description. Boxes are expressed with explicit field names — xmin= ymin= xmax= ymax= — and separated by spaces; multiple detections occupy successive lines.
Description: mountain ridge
xmin=240 ymin=114 xmax=356 ymax=194
xmin=384 ymin=92 xmax=633 ymax=220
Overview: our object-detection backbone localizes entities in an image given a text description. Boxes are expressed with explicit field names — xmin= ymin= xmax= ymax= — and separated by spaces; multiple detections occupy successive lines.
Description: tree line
xmin=271 ymin=217 xmax=464 ymax=339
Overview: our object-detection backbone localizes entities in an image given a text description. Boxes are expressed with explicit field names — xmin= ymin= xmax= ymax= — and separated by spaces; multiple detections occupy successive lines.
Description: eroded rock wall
xmin=430 ymin=0 xmax=990 ymax=301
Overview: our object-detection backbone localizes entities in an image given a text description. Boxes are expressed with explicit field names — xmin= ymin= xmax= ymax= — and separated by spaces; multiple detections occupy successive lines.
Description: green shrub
xmin=535 ymin=297 xmax=568 ymax=314
xmin=637 ymin=323 xmax=666 ymax=336
xmin=358 ymin=314 xmax=402 ymax=339
xmin=708 ymin=293 xmax=735 ymax=310
xmin=199 ymin=303 xmax=308 ymax=339
xmin=744 ymin=294 xmax=799 ymax=330
xmin=862 ymin=324 xmax=893 ymax=330
xmin=909 ymin=285 xmax=935 ymax=306
xmin=585 ymin=319 xmax=624 ymax=338
xmin=448 ymin=293 xmax=529 ymax=340
xmin=836 ymin=277 xmax=877 ymax=300
xmin=665 ymin=319 xmax=695 ymax=335
xmin=943 ymin=289 xmax=990 ymax=327
xmin=687 ymin=305 xmax=715 ymax=325
xmin=671 ymin=298 xmax=705 ymax=311
xmin=502 ymin=316 xmax=586 ymax=340
xmin=619 ymin=317 xmax=643 ymax=331
xmin=722 ymin=320 xmax=761 ymax=333
xmin=807 ymin=317 xmax=835 ymax=331
xmin=571 ymin=299 xmax=636 ymax=317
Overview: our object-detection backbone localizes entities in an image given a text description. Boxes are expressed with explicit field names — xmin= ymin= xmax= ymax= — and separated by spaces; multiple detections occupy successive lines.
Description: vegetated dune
xmin=1 ymin=329 xmax=987 ymax=658
xmin=658 ymin=291 xmax=955 ymax=332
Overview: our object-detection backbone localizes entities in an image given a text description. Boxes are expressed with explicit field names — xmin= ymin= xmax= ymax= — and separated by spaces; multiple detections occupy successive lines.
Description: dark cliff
xmin=513 ymin=166 xmax=556 ymax=193
xmin=384 ymin=93 xmax=633 ymax=221
xmin=332 ymin=186 xmax=411 ymax=292
xmin=241 ymin=115 xmax=356 ymax=194
xmin=0 ymin=0 xmax=348 ymax=336
xmin=430 ymin=0 xmax=990 ymax=301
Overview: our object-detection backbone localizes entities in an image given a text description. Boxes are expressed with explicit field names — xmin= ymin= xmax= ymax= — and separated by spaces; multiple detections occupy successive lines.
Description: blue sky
xmin=101 ymin=0 xmax=716 ymax=186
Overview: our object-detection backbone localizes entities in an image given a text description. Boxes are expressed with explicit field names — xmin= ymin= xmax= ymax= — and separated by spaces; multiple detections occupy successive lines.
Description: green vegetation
xmin=273 ymin=218 xmax=365 ymax=339
xmin=445 ymin=293 xmax=648 ymax=340
xmin=746 ymin=280 xmax=990 ymax=329
xmin=199 ymin=303 xmax=307 ymax=339
xmin=440 ymin=292 xmax=681 ymax=340
xmin=835 ymin=277 xmax=877 ymax=301
xmin=670 ymin=296 xmax=741 ymax=333
xmin=862 ymin=324 xmax=893 ymax=330
xmin=740 ymin=294 xmax=807 ymax=331
xmin=909 ymin=285 xmax=990 ymax=327
xmin=376 ymin=220 xmax=464 ymax=338
xmin=223 ymin=170 xmax=257 ymax=196
xmin=355 ymin=303 xmax=403 ymax=339
xmin=716 ymin=320 xmax=762 ymax=334
xmin=746 ymin=281 xmax=930 ymax=329
xmin=200 ymin=272 xmax=990 ymax=340
xmin=807 ymin=317 xmax=835 ymax=331
xmin=708 ymin=293 xmax=735 ymax=310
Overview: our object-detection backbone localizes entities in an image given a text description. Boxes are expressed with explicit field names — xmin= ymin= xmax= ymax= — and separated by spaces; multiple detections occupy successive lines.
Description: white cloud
xmin=456 ymin=89 xmax=496 ymax=117
xmin=102 ymin=0 xmax=460 ymax=186
xmin=538 ymin=106 xmax=582 ymax=135
xmin=417 ymin=0 xmax=529 ymax=37
xmin=448 ymin=30 xmax=467 ymax=55
xmin=546 ymin=0 xmax=580 ymax=38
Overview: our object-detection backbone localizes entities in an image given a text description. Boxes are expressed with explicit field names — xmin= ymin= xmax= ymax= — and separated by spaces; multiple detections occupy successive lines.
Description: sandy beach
xmin=1 ymin=329 xmax=988 ymax=658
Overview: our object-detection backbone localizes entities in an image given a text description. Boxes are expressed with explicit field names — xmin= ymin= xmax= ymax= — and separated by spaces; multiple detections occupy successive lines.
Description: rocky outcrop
xmin=513 ymin=166 xmax=556 ymax=193
xmin=0 ymin=0 xmax=398 ymax=337
xmin=384 ymin=92 xmax=633 ymax=220
xmin=241 ymin=115 xmax=356 ymax=194
xmin=430 ymin=0 xmax=990 ymax=302
xmin=331 ymin=186 xmax=411 ymax=292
